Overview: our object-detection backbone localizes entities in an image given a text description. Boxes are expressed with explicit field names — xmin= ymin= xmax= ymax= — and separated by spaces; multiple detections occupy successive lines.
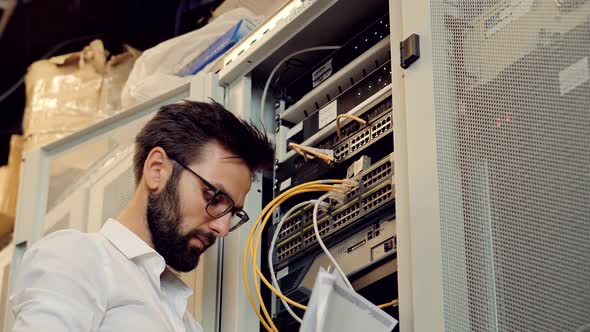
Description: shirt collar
xmin=100 ymin=218 xmax=156 ymax=260
xmin=99 ymin=219 xmax=194 ymax=302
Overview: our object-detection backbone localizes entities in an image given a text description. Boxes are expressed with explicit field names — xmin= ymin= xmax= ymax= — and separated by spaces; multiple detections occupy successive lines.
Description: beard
xmin=146 ymin=167 xmax=216 ymax=272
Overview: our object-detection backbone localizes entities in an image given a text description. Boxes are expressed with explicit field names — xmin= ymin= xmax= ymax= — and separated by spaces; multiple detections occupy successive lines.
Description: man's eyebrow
xmin=211 ymin=181 xmax=227 ymax=192
xmin=211 ymin=181 xmax=240 ymax=207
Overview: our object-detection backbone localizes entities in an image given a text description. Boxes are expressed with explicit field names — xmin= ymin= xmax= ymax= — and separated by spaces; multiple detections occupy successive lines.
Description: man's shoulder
xmin=26 ymin=229 xmax=107 ymax=263
xmin=33 ymin=228 xmax=103 ymax=248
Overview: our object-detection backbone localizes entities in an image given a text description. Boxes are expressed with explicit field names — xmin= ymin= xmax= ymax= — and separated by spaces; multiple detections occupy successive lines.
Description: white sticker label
xmin=277 ymin=266 xmax=289 ymax=280
xmin=559 ymin=56 xmax=589 ymax=95
xmin=312 ymin=59 xmax=333 ymax=88
xmin=279 ymin=178 xmax=292 ymax=191
xmin=286 ymin=122 xmax=303 ymax=140
xmin=318 ymin=100 xmax=338 ymax=129
xmin=354 ymin=156 xmax=371 ymax=176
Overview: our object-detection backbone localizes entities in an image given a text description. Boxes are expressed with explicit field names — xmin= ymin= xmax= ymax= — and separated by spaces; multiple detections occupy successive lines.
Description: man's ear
xmin=142 ymin=147 xmax=172 ymax=192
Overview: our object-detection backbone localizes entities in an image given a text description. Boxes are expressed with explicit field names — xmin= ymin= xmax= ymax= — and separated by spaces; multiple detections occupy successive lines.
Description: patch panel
xmin=302 ymin=217 xmax=331 ymax=246
xmin=273 ymin=215 xmax=397 ymax=319
xmin=362 ymin=181 xmax=394 ymax=213
xmin=276 ymin=109 xmax=393 ymax=193
xmin=296 ymin=95 xmax=392 ymax=152
xmin=278 ymin=205 xmax=325 ymax=241
xmin=299 ymin=60 xmax=392 ymax=142
xmin=350 ymin=128 xmax=371 ymax=153
xmin=359 ymin=155 xmax=393 ymax=189
xmin=278 ymin=153 xmax=394 ymax=242
xmin=347 ymin=112 xmax=392 ymax=156
xmin=332 ymin=201 xmax=361 ymax=229
xmin=280 ymin=38 xmax=392 ymax=126
xmin=276 ymin=236 xmax=302 ymax=262
xmin=371 ymin=114 xmax=392 ymax=139
xmin=275 ymin=178 xmax=394 ymax=266
xmin=334 ymin=110 xmax=392 ymax=162
xmin=345 ymin=155 xmax=392 ymax=200
xmin=345 ymin=186 xmax=360 ymax=199
xmin=277 ymin=207 xmax=314 ymax=241
xmin=333 ymin=143 xmax=350 ymax=161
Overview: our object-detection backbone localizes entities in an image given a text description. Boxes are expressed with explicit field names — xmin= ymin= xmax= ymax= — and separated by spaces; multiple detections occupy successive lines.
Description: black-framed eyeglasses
xmin=171 ymin=158 xmax=249 ymax=232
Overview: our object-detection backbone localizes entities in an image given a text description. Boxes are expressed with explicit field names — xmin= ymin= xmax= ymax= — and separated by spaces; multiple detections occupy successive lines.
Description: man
xmin=9 ymin=100 xmax=275 ymax=331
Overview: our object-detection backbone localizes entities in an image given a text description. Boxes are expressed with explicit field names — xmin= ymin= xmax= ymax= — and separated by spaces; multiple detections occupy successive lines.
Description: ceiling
xmin=0 ymin=0 xmax=223 ymax=165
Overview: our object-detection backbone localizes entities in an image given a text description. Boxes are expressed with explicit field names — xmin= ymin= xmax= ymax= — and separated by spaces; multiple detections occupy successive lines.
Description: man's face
xmin=146 ymin=141 xmax=251 ymax=272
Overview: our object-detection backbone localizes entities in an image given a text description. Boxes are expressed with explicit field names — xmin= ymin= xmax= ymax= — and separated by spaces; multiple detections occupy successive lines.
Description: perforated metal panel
xmin=430 ymin=1 xmax=590 ymax=331
xmin=101 ymin=165 xmax=135 ymax=223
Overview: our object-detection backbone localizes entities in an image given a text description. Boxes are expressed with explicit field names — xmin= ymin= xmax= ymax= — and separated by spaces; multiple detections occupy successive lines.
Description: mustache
xmin=185 ymin=228 xmax=216 ymax=249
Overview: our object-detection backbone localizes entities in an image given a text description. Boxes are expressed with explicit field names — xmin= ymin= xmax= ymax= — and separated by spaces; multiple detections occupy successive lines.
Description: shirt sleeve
xmin=9 ymin=230 xmax=108 ymax=332
xmin=184 ymin=312 xmax=204 ymax=332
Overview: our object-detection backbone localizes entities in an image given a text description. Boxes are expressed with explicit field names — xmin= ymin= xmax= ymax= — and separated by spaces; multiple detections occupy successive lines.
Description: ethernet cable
xmin=244 ymin=179 xmax=398 ymax=331
xmin=312 ymin=193 xmax=354 ymax=289
xmin=259 ymin=46 xmax=340 ymax=131
xmin=243 ymin=180 xmax=349 ymax=331
xmin=311 ymin=193 xmax=400 ymax=308
xmin=379 ymin=299 xmax=399 ymax=309
xmin=335 ymin=114 xmax=367 ymax=138
xmin=268 ymin=200 xmax=319 ymax=324
xmin=288 ymin=142 xmax=334 ymax=164
xmin=251 ymin=182 xmax=352 ymax=331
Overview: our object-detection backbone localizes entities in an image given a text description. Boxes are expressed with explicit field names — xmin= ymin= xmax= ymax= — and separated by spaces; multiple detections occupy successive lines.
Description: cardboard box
xmin=0 ymin=167 xmax=10 ymax=238
xmin=0 ymin=135 xmax=23 ymax=239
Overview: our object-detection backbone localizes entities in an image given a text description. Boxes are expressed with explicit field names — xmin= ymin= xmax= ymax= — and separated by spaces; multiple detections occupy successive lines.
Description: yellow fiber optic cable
xmin=243 ymin=179 xmax=398 ymax=330
xmin=242 ymin=181 xmax=343 ymax=331
xmin=250 ymin=185 xmax=341 ymax=327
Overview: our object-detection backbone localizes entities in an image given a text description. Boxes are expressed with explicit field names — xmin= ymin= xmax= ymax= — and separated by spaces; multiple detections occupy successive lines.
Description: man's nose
xmin=208 ymin=212 xmax=231 ymax=237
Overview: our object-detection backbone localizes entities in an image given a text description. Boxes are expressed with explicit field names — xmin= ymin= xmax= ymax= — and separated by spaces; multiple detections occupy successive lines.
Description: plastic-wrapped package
xmin=212 ymin=0 xmax=288 ymax=19
xmin=23 ymin=40 xmax=140 ymax=153
xmin=23 ymin=40 xmax=107 ymax=152
xmin=99 ymin=45 xmax=142 ymax=114
xmin=121 ymin=8 xmax=257 ymax=108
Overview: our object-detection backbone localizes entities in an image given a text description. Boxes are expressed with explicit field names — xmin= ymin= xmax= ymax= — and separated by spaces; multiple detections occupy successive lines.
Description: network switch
xmin=277 ymin=104 xmax=393 ymax=193
xmin=275 ymin=167 xmax=394 ymax=266
xmin=296 ymin=60 xmax=392 ymax=142
xmin=276 ymin=153 xmax=393 ymax=242
xmin=273 ymin=215 xmax=397 ymax=315
xmin=316 ymin=97 xmax=392 ymax=152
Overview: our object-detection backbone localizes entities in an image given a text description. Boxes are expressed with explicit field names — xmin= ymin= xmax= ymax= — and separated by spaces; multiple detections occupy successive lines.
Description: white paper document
xmin=300 ymin=268 xmax=398 ymax=332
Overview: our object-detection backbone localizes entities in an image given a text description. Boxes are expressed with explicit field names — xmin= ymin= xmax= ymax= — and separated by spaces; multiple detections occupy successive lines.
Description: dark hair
xmin=133 ymin=100 xmax=275 ymax=185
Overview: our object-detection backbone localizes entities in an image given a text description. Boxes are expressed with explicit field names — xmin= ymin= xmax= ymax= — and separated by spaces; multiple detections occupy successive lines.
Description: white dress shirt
xmin=10 ymin=219 xmax=204 ymax=332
